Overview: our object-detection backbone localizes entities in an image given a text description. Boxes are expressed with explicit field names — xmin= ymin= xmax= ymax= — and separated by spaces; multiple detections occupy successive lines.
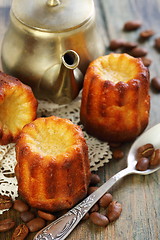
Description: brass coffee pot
xmin=1 ymin=0 xmax=105 ymax=103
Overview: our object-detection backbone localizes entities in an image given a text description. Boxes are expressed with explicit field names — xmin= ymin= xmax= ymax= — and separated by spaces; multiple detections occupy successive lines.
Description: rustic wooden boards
xmin=0 ymin=0 xmax=160 ymax=239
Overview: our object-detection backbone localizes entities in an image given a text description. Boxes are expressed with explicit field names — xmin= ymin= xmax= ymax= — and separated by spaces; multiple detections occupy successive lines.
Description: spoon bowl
xmin=127 ymin=123 xmax=160 ymax=175
xmin=34 ymin=124 xmax=160 ymax=240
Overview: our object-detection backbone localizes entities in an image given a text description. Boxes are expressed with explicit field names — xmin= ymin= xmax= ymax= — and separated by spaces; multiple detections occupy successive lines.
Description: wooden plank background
xmin=0 ymin=0 xmax=160 ymax=239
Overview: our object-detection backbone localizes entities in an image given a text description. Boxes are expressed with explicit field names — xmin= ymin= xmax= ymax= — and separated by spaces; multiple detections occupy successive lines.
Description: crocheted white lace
xmin=0 ymin=98 xmax=112 ymax=213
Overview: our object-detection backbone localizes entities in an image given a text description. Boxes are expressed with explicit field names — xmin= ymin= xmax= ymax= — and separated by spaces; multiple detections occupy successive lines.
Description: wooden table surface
xmin=0 ymin=0 xmax=160 ymax=240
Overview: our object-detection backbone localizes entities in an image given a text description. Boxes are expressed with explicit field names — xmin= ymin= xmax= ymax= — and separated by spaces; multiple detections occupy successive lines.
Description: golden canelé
xmin=80 ymin=53 xmax=150 ymax=143
xmin=15 ymin=116 xmax=90 ymax=212
xmin=0 ymin=71 xmax=38 ymax=145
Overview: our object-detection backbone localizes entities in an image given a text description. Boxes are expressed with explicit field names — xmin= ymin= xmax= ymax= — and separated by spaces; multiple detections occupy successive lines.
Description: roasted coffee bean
xmin=26 ymin=217 xmax=45 ymax=232
xmin=128 ymin=47 xmax=148 ymax=57
xmin=107 ymin=201 xmax=122 ymax=222
xmin=88 ymin=186 xmax=98 ymax=195
xmin=11 ymin=224 xmax=29 ymax=240
xmin=137 ymin=143 xmax=154 ymax=158
xmin=90 ymin=212 xmax=109 ymax=227
xmin=113 ymin=149 xmax=124 ymax=160
xmin=123 ymin=20 xmax=142 ymax=31
xmin=139 ymin=29 xmax=155 ymax=39
xmin=151 ymin=77 xmax=160 ymax=91
xmin=13 ymin=199 xmax=29 ymax=212
xmin=150 ymin=149 xmax=160 ymax=166
xmin=155 ymin=37 xmax=160 ymax=50
xmin=20 ymin=211 xmax=35 ymax=223
xmin=0 ymin=195 xmax=13 ymax=210
xmin=99 ymin=193 xmax=113 ymax=208
xmin=122 ymin=41 xmax=138 ymax=50
xmin=38 ymin=210 xmax=56 ymax=221
xmin=89 ymin=203 xmax=99 ymax=213
xmin=136 ymin=157 xmax=150 ymax=171
xmin=109 ymin=39 xmax=125 ymax=50
xmin=141 ymin=57 xmax=152 ymax=67
xmin=0 ymin=218 xmax=15 ymax=232
xmin=90 ymin=173 xmax=101 ymax=186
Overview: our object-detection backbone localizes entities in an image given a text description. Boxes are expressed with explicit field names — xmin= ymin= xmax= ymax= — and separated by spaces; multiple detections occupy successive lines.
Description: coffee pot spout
xmin=40 ymin=50 xmax=83 ymax=104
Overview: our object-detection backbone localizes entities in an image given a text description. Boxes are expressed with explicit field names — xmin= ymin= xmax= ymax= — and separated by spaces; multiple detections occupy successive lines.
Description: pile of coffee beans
xmin=109 ymin=20 xmax=152 ymax=66
xmin=87 ymin=174 xmax=122 ymax=227
xmin=89 ymin=200 xmax=122 ymax=227
xmin=109 ymin=20 xmax=160 ymax=92
xmin=0 ymin=196 xmax=57 ymax=239
xmin=0 ymin=173 xmax=122 ymax=238
xmin=136 ymin=143 xmax=160 ymax=171
xmin=109 ymin=20 xmax=160 ymax=72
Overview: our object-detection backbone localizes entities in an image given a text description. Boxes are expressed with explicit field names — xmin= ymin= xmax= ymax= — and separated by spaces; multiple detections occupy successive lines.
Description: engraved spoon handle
xmin=34 ymin=167 xmax=133 ymax=240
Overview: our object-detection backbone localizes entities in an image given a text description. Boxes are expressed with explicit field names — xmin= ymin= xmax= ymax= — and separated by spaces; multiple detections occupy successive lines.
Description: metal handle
xmin=47 ymin=0 xmax=60 ymax=7
xmin=34 ymin=167 xmax=133 ymax=240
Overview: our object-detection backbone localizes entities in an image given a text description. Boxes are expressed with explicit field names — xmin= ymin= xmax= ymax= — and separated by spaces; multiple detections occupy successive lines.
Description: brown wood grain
xmin=0 ymin=0 xmax=160 ymax=239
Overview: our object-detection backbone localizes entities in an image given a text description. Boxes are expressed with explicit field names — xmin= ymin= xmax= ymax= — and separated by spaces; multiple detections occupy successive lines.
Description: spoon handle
xmin=34 ymin=167 xmax=132 ymax=240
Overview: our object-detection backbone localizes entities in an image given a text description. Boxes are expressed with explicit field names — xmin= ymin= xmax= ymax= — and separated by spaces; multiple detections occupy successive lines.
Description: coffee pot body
xmin=1 ymin=0 xmax=105 ymax=101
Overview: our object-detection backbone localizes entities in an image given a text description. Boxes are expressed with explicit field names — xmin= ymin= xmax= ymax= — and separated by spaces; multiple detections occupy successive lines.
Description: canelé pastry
xmin=15 ymin=116 xmax=91 ymax=212
xmin=80 ymin=53 xmax=150 ymax=143
xmin=0 ymin=71 xmax=38 ymax=145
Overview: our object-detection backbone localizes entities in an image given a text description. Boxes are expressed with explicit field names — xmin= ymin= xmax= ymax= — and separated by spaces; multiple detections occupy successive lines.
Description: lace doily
xmin=0 ymin=98 xmax=112 ymax=213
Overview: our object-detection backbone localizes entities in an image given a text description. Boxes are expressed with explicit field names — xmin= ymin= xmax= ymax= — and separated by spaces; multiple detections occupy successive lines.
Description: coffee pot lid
xmin=11 ymin=0 xmax=95 ymax=32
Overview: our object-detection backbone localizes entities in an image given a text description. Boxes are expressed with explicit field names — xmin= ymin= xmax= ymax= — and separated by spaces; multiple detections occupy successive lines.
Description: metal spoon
xmin=34 ymin=123 xmax=160 ymax=240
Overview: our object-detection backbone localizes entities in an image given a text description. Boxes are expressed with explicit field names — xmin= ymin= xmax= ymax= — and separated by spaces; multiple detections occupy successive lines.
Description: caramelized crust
xmin=15 ymin=116 xmax=90 ymax=212
xmin=80 ymin=53 xmax=150 ymax=143
xmin=0 ymin=71 xmax=38 ymax=145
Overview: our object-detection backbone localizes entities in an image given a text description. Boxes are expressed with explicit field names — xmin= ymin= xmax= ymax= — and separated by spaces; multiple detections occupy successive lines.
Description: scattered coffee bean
xmin=123 ymin=20 xmax=142 ymax=31
xmin=151 ymin=77 xmax=160 ymax=91
xmin=109 ymin=39 xmax=125 ymax=50
xmin=99 ymin=193 xmax=113 ymax=208
xmin=90 ymin=212 xmax=109 ymax=227
xmin=122 ymin=41 xmax=138 ymax=50
xmin=136 ymin=157 xmax=150 ymax=171
xmin=137 ymin=143 xmax=154 ymax=158
xmin=90 ymin=173 xmax=101 ymax=186
xmin=150 ymin=149 xmax=160 ymax=166
xmin=107 ymin=201 xmax=122 ymax=222
xmin=88 ymin=186 xmax=98 ymax=195
xmin=0 ymin=218 xmax=15 ymax=232
xmin=20 ymin=211 xmax=35 ymax=223
xmin=139 ymin=29 xmax=155 ymax=39
xmin=128 ymin=47 xmax=148 ymax=57
xmin=90 ymin=203 xmax=99 ymax=213
xmin=38 ymin=210 xmax=56 ymax=221
xmin=13 ymin=199 xmax=29 ymax=212
xmin=141 ymin=57 xmax=152 ymax=67
xmin=155 ymin=37 xmax=160 ymax=50
xmin=113 ymin=149 xmax=124 ymax=160
xmin=26 ymin=217 xmax=46 ymax=232
xmin=11 ymin=224 xmax=29 ymax=240
xmin=0 ymin=195 xmax=13 ymax=210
